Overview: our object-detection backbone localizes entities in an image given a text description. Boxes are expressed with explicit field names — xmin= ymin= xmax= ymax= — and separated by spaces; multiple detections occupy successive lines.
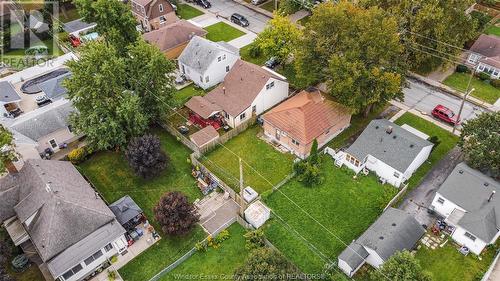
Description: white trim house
xmin=467 ymin=34 xmax=500 ymax=79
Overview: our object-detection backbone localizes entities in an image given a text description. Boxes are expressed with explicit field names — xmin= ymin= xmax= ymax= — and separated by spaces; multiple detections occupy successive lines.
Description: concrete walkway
xmin=188 ymin=13 xmax=220 ymax=28
xmin=197 ymin=192 xmax=240 ymax=235
xmin=228 ymin=32 xmax=257 ymax=48
xmin=288 ymin=9 xmax=310 ymax=23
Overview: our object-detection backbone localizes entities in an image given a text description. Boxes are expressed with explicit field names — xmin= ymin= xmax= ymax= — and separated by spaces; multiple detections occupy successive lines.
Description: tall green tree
xmin=127 ymin=39 xmax=176 ymax=120
xmin=296 ymin=1 xmax=406 ymax=115
xmin=254 ymin=13 xmax=302 ymax=65
xmin=74 ymin=0 xmax=138 ymax=52
xmin=0 ymin=125 xmax=17 ymax=175
xmin=370 ymin=250 xmax=432 ymax=281
xmin=459 ymin=111 xmax=500 ymax=178
xmin=361 ymin=0 xmax=478 ymax=73
xmin=64 ymin=41 xmax=148 ymax=150
xmin=234 ymin=248 xmax=305 ymax=280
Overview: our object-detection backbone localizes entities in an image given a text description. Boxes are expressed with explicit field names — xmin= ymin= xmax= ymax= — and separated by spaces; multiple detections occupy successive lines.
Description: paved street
xmin=202 ymin=0 xmax=271 ymax=33
xmin=403 ymin=79 xmax=485 ymax=124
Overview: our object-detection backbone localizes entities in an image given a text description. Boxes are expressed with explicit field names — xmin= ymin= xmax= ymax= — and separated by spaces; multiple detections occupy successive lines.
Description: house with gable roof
xmin=467 ymin=34 xmax=500 ymax=79
xmin=130 ymin=0 xmax=178 ymax=32
xmin=430 ymin=162 xmax=500 ymax=255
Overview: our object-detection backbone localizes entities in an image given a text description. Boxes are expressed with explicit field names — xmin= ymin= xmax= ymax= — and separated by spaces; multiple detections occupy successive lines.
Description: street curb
xmin=232 ymin=0 xmax=274 ymax=18
xmin=408 ymin=72 xmax=499 ymax=112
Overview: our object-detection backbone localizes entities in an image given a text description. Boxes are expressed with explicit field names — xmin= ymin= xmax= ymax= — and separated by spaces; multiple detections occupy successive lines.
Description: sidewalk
xmin=288 ymin=9 xmax=309 ymax=23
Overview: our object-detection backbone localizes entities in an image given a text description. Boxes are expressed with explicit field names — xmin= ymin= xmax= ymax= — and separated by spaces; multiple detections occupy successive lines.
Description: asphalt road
xmin=203 ymin=0 xmax=270 ymax=33
xmin=403 ymin=79 xmax=485 ymax=124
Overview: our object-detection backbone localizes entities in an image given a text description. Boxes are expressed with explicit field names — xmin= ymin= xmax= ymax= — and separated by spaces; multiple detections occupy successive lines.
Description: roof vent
xmin=386 ymin=126 xmax=393 ymax=134
xmin=410 ymin=144 xmax=414 ymax=148
xmin=459 ymin=170 xmax=464 ymax=174
xmin=392 ymin=135 xmax=397 ymax=139
xmin=379 ymin=236 xmax=384 ymax=240
xmin=392 ymin=223 xmax=396 ymax=226
xmin=375 ymin=125 xmax=379 ymax=129
xmin=484 ymin=182 xmax=490 ymax=187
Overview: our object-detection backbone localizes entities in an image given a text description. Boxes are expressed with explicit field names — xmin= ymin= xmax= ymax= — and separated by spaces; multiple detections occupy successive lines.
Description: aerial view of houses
xmin=0 ymin=0 xmax=499 ymax=281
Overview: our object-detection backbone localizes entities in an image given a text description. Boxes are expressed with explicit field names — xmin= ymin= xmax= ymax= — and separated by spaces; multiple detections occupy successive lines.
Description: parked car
xmin=35 ymin=95 xmax=52 ymax=107
xmin=68 ymin=34 xmax=81 ymax=48
xmin=265 ymin=57 xmax=279 ymax=69
xmin=432 ymin=104 xmax=460 ymax=125
xmin=195 ymin=0 xmax=211 ymax=9
xmin=231 ymin=13 xmax=249 ymax=27
xmin=251 ymin=0 xmax=266 ymax=5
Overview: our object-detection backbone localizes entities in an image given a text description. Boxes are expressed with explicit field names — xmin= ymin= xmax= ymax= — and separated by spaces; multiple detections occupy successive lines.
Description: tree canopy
xmin=74 ymin=0 xmax=139 ymax=52
xmin=360 ymin=0 xmax=478 ymax=73
xmin=459 ymin=111 xmax=500 ymax=178
xmin=154 ymin=191 xmax=199 ymax=236
xmin=295 ymin=1 xmax=406 ymax=115
xmin=125 ymin=134 xmax=169 ymax=179
xmin=0 ymin=125 xmax=17 ymax=175
xmin=370 ymin=250 xmax=432 ymax=281
xmin=234 ymin=248 xmax=305 ymax=280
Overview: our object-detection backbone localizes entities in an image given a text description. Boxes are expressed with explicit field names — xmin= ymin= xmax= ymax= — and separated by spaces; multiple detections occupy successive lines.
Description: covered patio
xmin=185 ymin=96 xmax=225 ymax=130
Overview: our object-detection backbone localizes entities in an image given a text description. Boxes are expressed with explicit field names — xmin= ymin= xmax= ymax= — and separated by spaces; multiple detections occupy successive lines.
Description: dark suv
xmin=231 ymin=13 xmax=249 ymax=27
xmin=195 ymin=0 xmax=211 ymax=9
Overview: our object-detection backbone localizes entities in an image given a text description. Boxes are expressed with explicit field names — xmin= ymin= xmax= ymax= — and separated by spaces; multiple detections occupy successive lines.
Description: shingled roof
xmin=143 ymin=20 xmax=207 ymax=53
xmin=0 ymin=159 xmax=124 ymax=271
xmin=470 ymin=34 xmax=500 ymax=58
xmin=185 ymin=95 xmax=221 ymax=119
xmin=262 ymin=88 xmax=351 ymax=145
xmin=346 ymin=119 xmax=433 ymax=173
xmin=0 ymin=81 xmax=21 ymax=103
xmin=437 ymin=162 xmax=500 ymax=242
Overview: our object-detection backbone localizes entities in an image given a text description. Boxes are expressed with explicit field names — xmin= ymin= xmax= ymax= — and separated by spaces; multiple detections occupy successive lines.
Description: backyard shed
xmin=244 ymin=200 xmax=270 ymax=229
xmin=189 ymin=126 xmax=219 ymax=148
xmin=109 ymin=196 xmax=144 ymax=230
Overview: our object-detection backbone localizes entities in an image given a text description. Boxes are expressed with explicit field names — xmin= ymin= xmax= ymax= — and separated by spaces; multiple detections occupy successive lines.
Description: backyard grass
xmin=415 ymin=239 xmax=497 ymax=281
xmin=259 ymin=0 xmax=278 ymax=12
xmin=240 ymin=42 xmax=267 ymax=66
xmin=173 ymin=84 xmax=205 ymax=106
xmin=2 ymin=38 xmax=63 ymax=69
xmin=485 ymin=24 xmax=500 ymax=36
xmin=204 ymin=22 xmax=246 ymax=42
xmin=160 ymin=223 xmax=249 ymax=281
xmin=263 ymin=158 xmax=398 ymax=274
xmin=176 ymin=4 xmax=204 ymax=20
xmin=118 ymin=227 xmax=206 ymax=281
xmin=443 ymin=72 xmax=500 ymax=104
xmin=394 ymin=112 xmax=459 ymax=190
xmin=202 ymin=126 xmax=295 ymax=193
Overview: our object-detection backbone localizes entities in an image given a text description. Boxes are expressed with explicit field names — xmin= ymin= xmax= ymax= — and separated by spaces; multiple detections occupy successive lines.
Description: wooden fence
xmin=384 ymin=183 xmax=409 ymax=211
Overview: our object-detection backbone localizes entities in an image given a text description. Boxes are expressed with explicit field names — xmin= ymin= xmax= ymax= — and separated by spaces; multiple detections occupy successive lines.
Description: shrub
xmin=107 ymin=270 xmax=117 ymax=281
xmin=154 ymin=191 xmax=199 ymax=236
xmin=125 ymin=134 xmax=169 ymax=179
xmin=244 ymin=229 xmax=266 ymax=250
xmin=477 ymin=71 xmax=491 ymax=81
xmin=470 ymin=10 xmax=493 ymax=31
xmin=195 ymin=241 xmax=207 ymax=252
xmin=428 ymin=136 xmax=441 ymax=152
xmin=110 ymin=255 xmax=118 ymax=264
xmin=491 ymin=79 xmax=500 ymax=88
xmin=67 ymin=147 xmax=88 ymax=164
xmin=294 ymin=160 xmax=323 ymax=187
xmin=279 ymin=0 xmax=302 ymax=15
xmin=248 ymin=43 xmax=262 ymax=58
xmin=58 ymin=31 xmax=69 ymax=42
xmin=456 ymin=64 xmax=469 ymax=73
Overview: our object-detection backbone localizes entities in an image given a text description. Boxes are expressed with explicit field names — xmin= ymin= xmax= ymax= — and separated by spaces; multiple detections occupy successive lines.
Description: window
xmin=223 ymin=54 xmax=226 ymax=60
xmin=205 ymin=76 xmax=209 ymax=83
xmin=240 ymin=112 xmax=246 ymax=120
xmin=104 ymin=243 xmax=113 ymax=252
xmin=266 ymin=81 xmax=275 ymax=90
xmin=393 ymin=172 xmax=400 ymax=178
xmin=49 ymin=139 xmax=58 ymax=149
xmin=226 ymin=65 xmax=230 ymax=72
xmin=84 ymin=250 xmax=103 ymax=266
xmin=275 ymin=129 xmax=281 ymax=140
xmin=464 ymin=232 xmax=476 ymax=242
xmin=292 ymin=139 xmax=299 ymax=146
xmin=159 ymin=4 xmax=163 ymax=12
xmin=437 ymin=197 xmax=445 ymax=205
xmin=224 ymin=112 xmax=229 ymax=119
xmin=252 ymin=105 xmax=256 ymax=113
xmin=159 ymin=16 xmax=166 ymax=23
xmin=62 ymin=264 xmax=83 ymax=280
xmin=218 ymin=56 xmax=221 ymax=62
xmin=478 ymin=64 xmax=484 ymax=71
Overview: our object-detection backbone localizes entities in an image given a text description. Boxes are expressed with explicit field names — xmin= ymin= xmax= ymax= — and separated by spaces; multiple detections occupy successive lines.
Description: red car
xmin=68 ymin=34 xmax=81 ymax=48
xmin=432 ymin=105 xmax=460 ymax=125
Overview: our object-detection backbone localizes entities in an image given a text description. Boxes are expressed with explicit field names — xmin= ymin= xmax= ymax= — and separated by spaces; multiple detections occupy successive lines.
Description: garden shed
xmin=109 ymin=196 xmax=144 ymax=230
xmin=244 ymin=200 xmax=270 ymax=229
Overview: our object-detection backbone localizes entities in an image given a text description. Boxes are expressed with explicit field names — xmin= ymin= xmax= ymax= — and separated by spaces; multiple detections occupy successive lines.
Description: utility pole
xmin=239 ymin=158 xmax=245 ymax=216
xmin=452 ymin=66 xmax=477 ymax=134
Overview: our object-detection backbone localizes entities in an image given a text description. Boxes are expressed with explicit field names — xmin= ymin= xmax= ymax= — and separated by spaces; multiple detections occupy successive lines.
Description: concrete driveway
xmin=201 ymin=0 xmax=271 ymax=33
xmin=399 ymin=147 xmax=464 ymax=226
xmin=197 ymin=192 xmax=240 ymax=235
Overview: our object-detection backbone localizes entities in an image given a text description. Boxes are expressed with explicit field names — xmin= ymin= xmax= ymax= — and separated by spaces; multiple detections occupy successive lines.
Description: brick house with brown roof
xmin=130 ymin=0 xmax=178 ymax=32
xmin=467 ymin=34 xmax=500 ymax=79
xmin=262 ymin=88 xmax=351 ymax=159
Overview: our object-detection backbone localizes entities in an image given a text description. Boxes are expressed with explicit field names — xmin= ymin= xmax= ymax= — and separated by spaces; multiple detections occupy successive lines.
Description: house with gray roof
xmin=0 ymin=159 xmax=127 ymax=281
xmin=430 ymin=162 xmax=500 ymax=255
xmin=7 ymin=98 xmax=78 ymax=155
xmin=178 ymin=36 xmax=240 ymax=89
xmin=338 ymin=208 xmax=425 ymax=277
xmin=338 ymin=119 xmax=433 ymax=188
xmin=63 ymin=18 xmax=96 ymax=37
xmin=0 ymin=81 xmax=22 ymax=117
xmin=38 ymin=72 xmax=71 ymax=100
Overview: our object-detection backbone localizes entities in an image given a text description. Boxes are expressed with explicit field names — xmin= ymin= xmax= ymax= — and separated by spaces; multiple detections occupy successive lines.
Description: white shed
xmin=244 ymin=200 xmax=270 ymax=229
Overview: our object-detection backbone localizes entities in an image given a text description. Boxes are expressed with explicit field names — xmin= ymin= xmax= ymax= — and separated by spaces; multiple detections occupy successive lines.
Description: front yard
xmin=160 ymin=223 xmax=249 ymax=281
xmin=263 ymin=159 xmax=398 ymax=274
xmin=443 ymin=72 xmax=500 ymax=104
xmin=415 ymin=237 xmax=498 ymax=281
xmin=204 ymin=22 xmax=246 ymax=42
xmin=260 ymin=0 xmax=278 ymax=13
xmin=202 ymin=126 xmax=295 ymax=193
xmin=176 ymin=4 xmax=204 ymax=20
xmin=173 ymin=84 xmax=206 ymax=107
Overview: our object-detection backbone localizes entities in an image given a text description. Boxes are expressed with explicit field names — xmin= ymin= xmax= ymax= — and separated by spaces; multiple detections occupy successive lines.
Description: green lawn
xmin=263 ymin=158 xmax=398 ymax=274
xmin=259 ymin=0 xmax=278 ymax=12
xmin=240 ymin=42 xmax=267 ymax=66
xmin=485 ymin=24 xmax=500 ymax=36
xmin=202 ymin=126 xmax=295 ymax=193
xmin=443 ymin=72 xmax=500 ymax=104
xmin=119 ymin=227 xmax=206 ymax=281
xmin=204 ymin=22 xmax=246 ymax=42
xmin=59 ymin=8 xmax=80 ymax=23
xmin=176 ymin=4 xmax=204 ymax=20
xmin=160 ymin=223 xmax=249 ymax=281
xmin=2 ymin=38 xmax=63 ymax=69
xmin=415 ymin=240 xmax=497 ymax=281
xmin=394 ymin=112 xmax=459 ymax=190
xmin=173 ymin=84 xmax=205 ymax=107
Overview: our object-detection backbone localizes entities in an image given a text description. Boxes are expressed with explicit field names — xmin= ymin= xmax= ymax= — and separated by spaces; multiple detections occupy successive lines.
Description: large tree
xmin=64 ymin=41 xmax=148 ymax=150
xmin=234 ymin=248 xmax=305 ymax=280
xmin=0 ymin=125 xmax=17 ymax=175
xmin=127 ymin=39 xmax=176 ymax=120
xmin=295 ymin=1 xmax=406 ymax=115
xmin=154 ymin=191 xmax=199 ymax=236
xmin=370 ymin=250 xmax=432 ymax=281
xmin=74 ymin=0 xmax=138 ymax=52
xmin=361 ymin=0 xmax=478 ymax=73
xmin=254 ymin=13 xmax=302 ymax=65
xmin=125 ymin=134 xmax=168 ymax=179
xmin=459 ymin=112 xmax=500 ymax=178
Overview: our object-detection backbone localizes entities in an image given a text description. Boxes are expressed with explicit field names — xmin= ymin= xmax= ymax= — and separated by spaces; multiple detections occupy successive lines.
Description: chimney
xmin=488 ymin=190 xmax=496 ymax=202
xmin=386 ymin=126 xmax=393 ymax=134
xmin=4 ymin=160 xmax=18 ymax=174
